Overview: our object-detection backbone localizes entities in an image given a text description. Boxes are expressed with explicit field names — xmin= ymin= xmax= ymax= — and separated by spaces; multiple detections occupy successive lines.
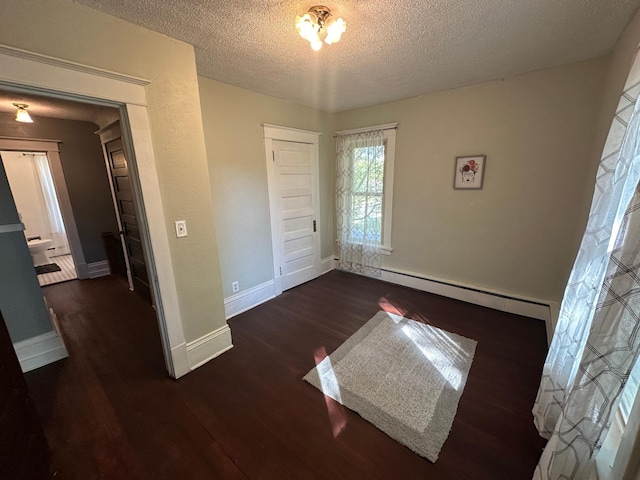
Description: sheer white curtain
xmin=532 ymin=51 xmax=640 ymax=479
xmin=33 ymin=153 xmax=69 ymax=255
xmin=335 ymin=129 xmax=385 ymax=277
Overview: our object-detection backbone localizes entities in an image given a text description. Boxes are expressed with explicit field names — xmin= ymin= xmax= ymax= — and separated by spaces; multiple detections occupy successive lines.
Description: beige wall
xmin=0 ymin=0 xmax=225 ymax=343
xmin=335 ymin=58 xmax=608 ymax=303
xmin=200 ymin=57 xmax=608 ymax=306
xmin=198 ymin=78 xmax=334 ymax=297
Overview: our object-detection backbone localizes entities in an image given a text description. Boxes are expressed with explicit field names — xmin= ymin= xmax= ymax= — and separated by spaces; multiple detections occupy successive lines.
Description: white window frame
xmin=335 ymin=123 xmax=397 ymax=255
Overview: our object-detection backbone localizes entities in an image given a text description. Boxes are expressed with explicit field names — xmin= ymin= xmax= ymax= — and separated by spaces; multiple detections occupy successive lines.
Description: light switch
xmin=175 ymin=220 xmax=188 ymax=238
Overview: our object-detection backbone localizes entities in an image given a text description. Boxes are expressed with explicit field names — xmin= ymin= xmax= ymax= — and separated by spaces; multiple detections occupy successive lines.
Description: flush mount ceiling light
xmin=13 ymin=103 xmax=33 ymax=123
xmin=296 ymin=5 xmax=346 ymax=51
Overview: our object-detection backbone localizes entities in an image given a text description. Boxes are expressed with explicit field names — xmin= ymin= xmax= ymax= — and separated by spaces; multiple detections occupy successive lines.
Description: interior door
xmin=0 ymin=310 xmax=49 ymax=480
xmin=105 ymin=138 xmax=152 ymax=303
xmin=272 ymin=140 xmax=321 ymax=291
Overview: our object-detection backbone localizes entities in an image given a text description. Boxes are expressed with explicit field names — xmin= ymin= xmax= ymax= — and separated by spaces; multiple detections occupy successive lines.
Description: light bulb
xmin=14 ymin=105 xmax=33 ymax=123
xmin=296 ymin=12 xmax=319 ymax=42
xmin=325 ymin=17 xmax=346 ymax=44
xmin=311 ymin=39 xmax=323 ymax=51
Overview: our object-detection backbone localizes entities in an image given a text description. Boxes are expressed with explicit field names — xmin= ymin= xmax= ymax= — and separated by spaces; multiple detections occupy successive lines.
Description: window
xmin=335 ymin=124 xmax=396 ymax=255
xmin=351 ymin=142 xmax=384 ymax=244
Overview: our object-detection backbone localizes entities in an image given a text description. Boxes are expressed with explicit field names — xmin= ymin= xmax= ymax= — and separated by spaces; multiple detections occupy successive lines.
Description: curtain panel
xmin=33 ymin=153 xmax=70 ymax=255
xmin=335 ymin=129 xmax=385 ymax=278
xmin=532 ymin=51 xmax=640 ymax=479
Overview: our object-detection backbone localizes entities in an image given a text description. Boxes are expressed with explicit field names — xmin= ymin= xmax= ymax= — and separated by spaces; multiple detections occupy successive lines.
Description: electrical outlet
xmin=232 ymin=281 xmax=239 ymax=293
xmin=175 ymin=220 xmax=187 ymax=238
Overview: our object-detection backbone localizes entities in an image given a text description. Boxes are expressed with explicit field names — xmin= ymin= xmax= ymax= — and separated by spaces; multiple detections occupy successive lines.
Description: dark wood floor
xmin=25 ymin=271 xmax=548 ymax=479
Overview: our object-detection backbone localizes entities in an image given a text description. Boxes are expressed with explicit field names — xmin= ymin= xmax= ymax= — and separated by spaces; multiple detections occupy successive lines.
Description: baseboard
xmin=224 ymin=280 xmax=276 ymax=319
xmin=376 ymin=266 xmax=553 ymax=323
xmin=170 ymin=342 xmax=190 ymax=379
xmin=44 ymin=296 xmax=66 ymax=351
xmin=321 ymin=256 xmax=336 ymax=274
xmin=13 ymin=330 xmax=68 ymax=373
xmin=224 ymin=264 xmax=334 ymax=319
xmin=75 ymin=261 xmax=89 ymax=280
xmin=186 ymin=325 xmax=233 ymax=371
xmin=547 ymin=301 xmax=560 ymax=344
xmin=88 ymin=260 xmax=110 ymax=278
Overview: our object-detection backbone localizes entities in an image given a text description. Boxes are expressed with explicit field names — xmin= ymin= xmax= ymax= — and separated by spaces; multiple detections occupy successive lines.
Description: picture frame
xmin=454 ymin=155 xmax=486 ymax=190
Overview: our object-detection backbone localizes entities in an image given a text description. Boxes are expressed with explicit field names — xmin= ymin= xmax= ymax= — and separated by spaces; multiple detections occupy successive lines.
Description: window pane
xmin=621 ymin=355 xmax=640 ymax=422
xmin=352 ymin=145 xmax=384 ymax=243
xmin=351 ymin=193 xmax=382 ymax=243
xmin=353 ymin=146 xmax=384 ymax=195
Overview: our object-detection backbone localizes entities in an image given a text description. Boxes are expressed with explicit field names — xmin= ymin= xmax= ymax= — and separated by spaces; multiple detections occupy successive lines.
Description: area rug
xmin=303 ymin=310 xmax=477 ymax=462
xmin=35 ymin=263 xmax=61 ymax=275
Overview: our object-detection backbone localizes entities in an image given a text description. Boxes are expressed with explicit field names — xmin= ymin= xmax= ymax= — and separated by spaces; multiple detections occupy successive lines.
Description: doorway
xmin=1 ymin=150 xmax=78 ymax=286
xmin=0 ymin=45 xmax=189 ymax=378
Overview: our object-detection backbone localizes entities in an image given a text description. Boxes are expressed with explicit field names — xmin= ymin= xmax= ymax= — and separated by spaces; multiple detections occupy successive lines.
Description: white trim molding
xmin=334 ymin=123 xmax=398 ymax=136
xmin=321 ymin=256 xmax=336 ymax=274
xmin=0 ymin=45 xmax=148 ymax=105
xmin=379 ymin=266 xmax=553 ymax=323
xmin=263 ymin=123 xmax=322 ymax=142
xmin=0 ymin=223 xmax=24 ymax=234
xmin=224 ymin=280 xmax=276 ymax=319
xmin=14 ymin=330 xmax=68 ymax=373
xmin=547 ymin=301 xmax=561 ymax=343
xmin=186 ymin=325 xmax=233 ymax=371
xmin=171 ymin=342 xmax=190 ymax=378
xmin=88 ymin=260 xmax=110 ymax=278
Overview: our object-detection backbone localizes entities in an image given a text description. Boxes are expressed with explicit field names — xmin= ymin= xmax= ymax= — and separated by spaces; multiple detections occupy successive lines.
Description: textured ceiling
xmin=73 ymin=0 xmax=640 ymax=112
xmin=31 ymin=2 xmax=640 ymax=112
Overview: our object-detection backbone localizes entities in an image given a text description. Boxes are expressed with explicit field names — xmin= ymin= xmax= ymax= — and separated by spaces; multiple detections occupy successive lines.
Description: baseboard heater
xmin=380 ymin=267 xmax=549 ymax=307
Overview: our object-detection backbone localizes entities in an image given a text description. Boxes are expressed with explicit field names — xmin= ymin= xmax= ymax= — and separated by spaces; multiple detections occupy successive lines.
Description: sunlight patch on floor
xmin=400 ymin=321 xmax=468 ymax=391
xmin=314 ymin=346 xmax=347 ymax=438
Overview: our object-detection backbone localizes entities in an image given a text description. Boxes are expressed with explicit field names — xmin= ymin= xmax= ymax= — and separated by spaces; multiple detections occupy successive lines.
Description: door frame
xmin=0 ymin=139 xmax=83 ymax=279
xmin=263 ymin=124 xmax=321 ymax=295
xmin=96 ymin=122 xmax=135 ymax=292
xmin=0 ymin=44 xmax=188 ymax=378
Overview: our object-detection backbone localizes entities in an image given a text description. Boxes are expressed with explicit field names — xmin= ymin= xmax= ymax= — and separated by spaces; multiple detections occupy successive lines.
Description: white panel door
xmin=272 ymin=139 xmax=321 ymax=291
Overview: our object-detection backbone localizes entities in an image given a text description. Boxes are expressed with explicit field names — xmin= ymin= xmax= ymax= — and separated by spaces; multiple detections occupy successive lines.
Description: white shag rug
xmin=304 ymin=310 xmax=477 ymax=462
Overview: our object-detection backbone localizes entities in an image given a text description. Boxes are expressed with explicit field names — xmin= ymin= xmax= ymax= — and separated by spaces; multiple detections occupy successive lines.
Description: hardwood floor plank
xmin=25 ymin=271 xmax=548 ymax=479
xmin=26 ymin=276 xmax=248 ymax=480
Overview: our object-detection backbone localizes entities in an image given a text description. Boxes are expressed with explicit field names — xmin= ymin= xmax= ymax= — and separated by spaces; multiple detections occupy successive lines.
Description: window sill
xmin=335 ymin=241 xmax=393 ymax=255
xmin=593 ymin=410 xmax=624 ymax=480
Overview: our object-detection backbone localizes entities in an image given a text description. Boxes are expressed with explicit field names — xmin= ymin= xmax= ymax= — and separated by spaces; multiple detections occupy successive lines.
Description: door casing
xmin=263 ymin=124 xmax=321 ymax=295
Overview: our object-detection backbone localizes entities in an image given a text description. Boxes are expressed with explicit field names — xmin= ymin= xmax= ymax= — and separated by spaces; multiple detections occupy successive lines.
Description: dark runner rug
xmin=35 ymin=263 xmax=61 ymax=275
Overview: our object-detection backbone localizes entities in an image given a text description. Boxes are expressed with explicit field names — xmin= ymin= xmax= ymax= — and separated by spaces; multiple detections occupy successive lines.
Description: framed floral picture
xmin=454 ymin=155 xmax=486 ymax=190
